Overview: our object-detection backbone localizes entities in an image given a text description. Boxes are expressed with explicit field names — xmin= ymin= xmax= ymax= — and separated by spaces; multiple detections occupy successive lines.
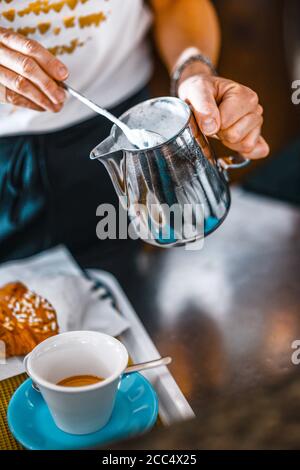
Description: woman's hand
xmin=0 ymin=27 xmax=69 ymax=112
xmin=179 ymin=66 xmax=270 ymax=160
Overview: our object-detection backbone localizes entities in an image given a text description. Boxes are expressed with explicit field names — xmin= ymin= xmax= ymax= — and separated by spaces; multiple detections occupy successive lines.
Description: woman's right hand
xmin=0 ymin=27 xmax=69 ymax=112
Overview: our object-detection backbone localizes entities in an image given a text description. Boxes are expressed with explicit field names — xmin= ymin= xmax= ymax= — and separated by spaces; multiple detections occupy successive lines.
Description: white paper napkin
xmin=0 ymin=246 xmax=129 ymax=380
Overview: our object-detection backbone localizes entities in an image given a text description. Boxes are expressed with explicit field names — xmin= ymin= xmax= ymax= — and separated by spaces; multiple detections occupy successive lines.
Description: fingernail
xmin=202 ymin=118 xmax=218 ymax=134
xmin=55 ymin=88 xmax=65 ymax=103
xmin=58 ymin=64 xmax=68 ymax=79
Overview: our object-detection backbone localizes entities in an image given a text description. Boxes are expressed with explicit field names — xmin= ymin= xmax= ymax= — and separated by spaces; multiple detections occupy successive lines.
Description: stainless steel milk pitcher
xmin=90 ymin=97 xmax=248 ymax=247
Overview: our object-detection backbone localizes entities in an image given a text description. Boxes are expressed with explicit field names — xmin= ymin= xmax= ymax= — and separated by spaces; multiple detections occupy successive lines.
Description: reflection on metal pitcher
xmin=91 ymin=97 xmax=248 ymax=248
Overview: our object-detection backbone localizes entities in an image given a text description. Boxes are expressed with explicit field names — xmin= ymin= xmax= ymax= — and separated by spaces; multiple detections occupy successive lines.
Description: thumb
xmin=179 ymin=77 xmax=221 ymax=136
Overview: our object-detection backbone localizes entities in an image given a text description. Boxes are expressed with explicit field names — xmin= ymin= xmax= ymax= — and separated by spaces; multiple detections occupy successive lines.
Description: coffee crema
xmin=57 ymin=375 xmax=104 ymax=387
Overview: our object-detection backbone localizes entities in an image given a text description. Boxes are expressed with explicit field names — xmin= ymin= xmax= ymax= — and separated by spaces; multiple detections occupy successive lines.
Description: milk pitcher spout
xmin=90 ymin=136 xmax=127 ymax=208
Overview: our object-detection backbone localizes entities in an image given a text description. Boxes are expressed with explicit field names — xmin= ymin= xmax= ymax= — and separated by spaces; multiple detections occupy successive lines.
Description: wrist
xmin=178 ymin=60 xmax=214 ymax=87
xmin=170 ymin=49 xmax=217 ymax=96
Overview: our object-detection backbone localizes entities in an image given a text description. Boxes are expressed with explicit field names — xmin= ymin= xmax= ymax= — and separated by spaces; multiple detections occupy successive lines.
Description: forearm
xmin=151 ymin=0 xmax=221 ymax=74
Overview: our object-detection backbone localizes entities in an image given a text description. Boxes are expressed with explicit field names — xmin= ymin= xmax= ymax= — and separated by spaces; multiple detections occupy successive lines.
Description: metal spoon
xmin=29 ymin=356 xmax=172 ymax=392
xmin=62 ymin=83 xmax=165 ymax=149
xmin=124 ymin=356 xmax=172 ymax=374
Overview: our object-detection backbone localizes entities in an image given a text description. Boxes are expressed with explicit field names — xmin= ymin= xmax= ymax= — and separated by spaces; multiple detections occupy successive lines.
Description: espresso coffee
xmin=57 ymin=375 xmax=104 ymax=387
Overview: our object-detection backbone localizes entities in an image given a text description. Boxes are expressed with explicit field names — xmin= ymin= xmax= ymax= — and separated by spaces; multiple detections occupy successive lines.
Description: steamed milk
xmin=111 ymin=98 xmax=188 ymax=151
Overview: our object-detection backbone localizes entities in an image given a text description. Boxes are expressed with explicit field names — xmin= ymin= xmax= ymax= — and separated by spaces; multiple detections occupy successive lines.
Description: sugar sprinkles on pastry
xmin=0 ymin=282 xmax=59 ymax=358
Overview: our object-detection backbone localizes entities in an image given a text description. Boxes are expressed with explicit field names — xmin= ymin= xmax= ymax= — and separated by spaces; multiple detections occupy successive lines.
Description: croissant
xmin=0 ymin=282 xmax=59 ymax=358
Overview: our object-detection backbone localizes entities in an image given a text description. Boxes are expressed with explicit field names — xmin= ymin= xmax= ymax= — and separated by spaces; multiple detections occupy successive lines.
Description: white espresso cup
xmin=24 ymin=331 xmax=128 ymax=435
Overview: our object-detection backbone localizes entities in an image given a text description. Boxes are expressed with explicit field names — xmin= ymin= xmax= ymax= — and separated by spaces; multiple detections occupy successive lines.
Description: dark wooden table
xmin=78 ymin=188 xmax=300 ymax=450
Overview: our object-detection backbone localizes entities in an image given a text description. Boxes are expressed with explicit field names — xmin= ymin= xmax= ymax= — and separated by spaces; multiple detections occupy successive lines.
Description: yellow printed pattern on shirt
xmin=0 ymin=0 xmax=108 ymax=55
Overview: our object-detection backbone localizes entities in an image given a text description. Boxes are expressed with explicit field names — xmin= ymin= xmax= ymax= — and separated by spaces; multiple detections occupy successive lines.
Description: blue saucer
xmin=7 ymin=373 xmax=158 ymax=450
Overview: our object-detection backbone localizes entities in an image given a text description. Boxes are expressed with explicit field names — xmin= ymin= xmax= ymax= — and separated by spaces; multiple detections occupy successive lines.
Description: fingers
xmin=221 ymin=125 xmax=259 ymax=152
xmin=6 ymin=88 xmax=45 ymax=112
xmin=0 ymin=28 xmax=68 ymax=112
xmin=217 ymin=101 xmax=268 ymax=158
xmin=216 ymin=80 xmax=269 ymax=158
xmin=217 ymin=80 xmax=260 ymax=129
xmin=179 ymin=75 xmax=221 ymax=135
xmin=0 ymin=27 xmax=68 ymax=81
xmin=179 ymin=72 xmax=269 ymax=161
xmin=221 ymin=129 xmax=269 ymax=158
xmin=0 ymin=64 xmax=61 ymax=112
xmin=0 ymin=43 xmax=66 ymax=106
xmin=218 ymin=108 xmax=263 ymax=145
xmin=0 ymin=80 xmax=44 ymax=111
xmin=241 ymin=136 xmax=270 ymax=160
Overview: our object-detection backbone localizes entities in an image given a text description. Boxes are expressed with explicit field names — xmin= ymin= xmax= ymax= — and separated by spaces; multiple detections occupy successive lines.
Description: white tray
xmin=88 ymin=269 xmax=195 ymax=426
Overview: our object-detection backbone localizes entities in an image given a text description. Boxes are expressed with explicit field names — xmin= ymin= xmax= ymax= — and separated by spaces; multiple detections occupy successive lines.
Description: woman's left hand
xmin=179 ymin=71 xmax=270 ymax=160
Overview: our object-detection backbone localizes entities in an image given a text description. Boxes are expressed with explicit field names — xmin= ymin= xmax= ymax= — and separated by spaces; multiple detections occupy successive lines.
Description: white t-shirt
xmin=0 ymin=0 xmax=153 ymax=136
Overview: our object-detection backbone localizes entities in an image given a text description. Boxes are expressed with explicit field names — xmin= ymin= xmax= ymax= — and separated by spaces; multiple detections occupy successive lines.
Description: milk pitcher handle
xmin=218 ymin=155 xmax=251 ymax=171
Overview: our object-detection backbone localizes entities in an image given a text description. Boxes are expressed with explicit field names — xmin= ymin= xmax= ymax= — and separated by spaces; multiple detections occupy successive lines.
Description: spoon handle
xmin=124 ymin=356 xmax=172 ymax=374
xmin=28 ymin=356 xmax=172 ymax=393
xmin=62 ymin=83 xmax=131 ymax=137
